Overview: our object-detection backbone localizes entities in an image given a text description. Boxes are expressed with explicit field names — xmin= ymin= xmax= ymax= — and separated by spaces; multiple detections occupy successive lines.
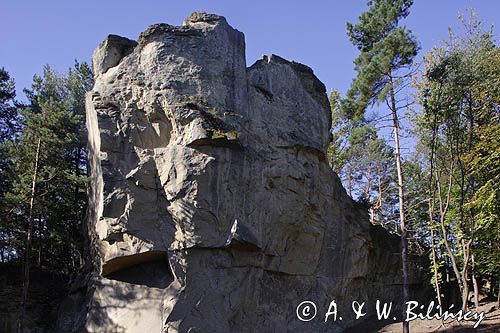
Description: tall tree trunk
xmin=462 ymin=276 xmax=470 ymax=311
xmin=37 ymin=214 xmax=42 ymax=269
xmin=366 ymin=166 xmax=374 ymax=223
xmin=471 ymin=254 xmax=479 ymax=308
xmin=438 ymin=192 xmax=466 ymax=304
xmin=429 ymin=212 xmax=443 ymax=315
xmin=427 ymin=107 xmax=442 ymax=314
xmin=18 ymin=138 xmax=41 ymax=333
xmin=388 ymin=73 xmax=409 ymax=333
xmin=435 ymin=161 xmax=467 ymax=310
xmin=461 ymin=240 xmax=472 ymax=311
xmin=371 ymin=166 xmax=383 ymax=225
xmin=497 ymin=280 xmax=500 ymax=308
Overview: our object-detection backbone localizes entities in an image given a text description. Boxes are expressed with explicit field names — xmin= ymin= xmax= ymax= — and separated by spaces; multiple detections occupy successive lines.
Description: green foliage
xmin=0 ymin=62 xmax=93 ymax=273
xmin=413 ymin=10 xmax=499 ymax=302
xmin=464 ymin=122 xmax=500 ymax=277
xmin=0 ymin=68 xmax=23 ymax=142
xmin=0 ymin=68 xmax=23 ymax=262
xmin=334 ymin=0 xmax=418 ymax=233
xmin=343 ymin=0 xmax=418 ymax=120
xmin=329 ymin=91 xmax=397 ymax=227
xmin=327 ymin=90 xmax=348 ymax=173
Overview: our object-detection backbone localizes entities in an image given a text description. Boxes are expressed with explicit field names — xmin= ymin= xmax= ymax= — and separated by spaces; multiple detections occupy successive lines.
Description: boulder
xmin=75 ymin=12 xmax=429 ymax=332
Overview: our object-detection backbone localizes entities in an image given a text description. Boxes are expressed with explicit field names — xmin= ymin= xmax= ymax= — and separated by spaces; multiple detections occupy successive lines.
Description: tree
xmin=343 ymin=1 xmax=418 ymax=331
xmin=329 ymin=90 xmax=397 ymax=229
xmin=0 ymin=68 xmax=23 ymax=143
xmin=328 ymin=89 xmax=349 ymax=174
xmin=0 ymin=68 xmax=23 ymax=262
xmin=0 ymin=62 xmax=93 ymax=331
xmin=362 ymin=135 xmax=396 ymax=226
xmin=413 ymin=10 xmax=499 ymax=311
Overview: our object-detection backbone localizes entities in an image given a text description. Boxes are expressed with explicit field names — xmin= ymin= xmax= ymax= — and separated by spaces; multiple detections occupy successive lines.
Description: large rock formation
xmin=75 ymin=13 xmax=427 ymax=332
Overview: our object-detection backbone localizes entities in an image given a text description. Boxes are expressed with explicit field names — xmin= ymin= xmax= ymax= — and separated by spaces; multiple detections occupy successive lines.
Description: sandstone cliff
xmin=62 ymin=13 xmax=428 ymax=332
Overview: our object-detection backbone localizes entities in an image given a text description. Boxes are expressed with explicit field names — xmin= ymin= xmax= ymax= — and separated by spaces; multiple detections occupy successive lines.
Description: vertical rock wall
xmin=79 ymin=12 xmax=427 ymax=332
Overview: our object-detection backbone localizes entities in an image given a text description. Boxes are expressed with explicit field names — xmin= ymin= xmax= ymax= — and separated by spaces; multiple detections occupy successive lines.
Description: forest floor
xmin=343 ymin=300 xmax=500 ymax=332
xmin=378 ymin=301 xmax=500 ymax=333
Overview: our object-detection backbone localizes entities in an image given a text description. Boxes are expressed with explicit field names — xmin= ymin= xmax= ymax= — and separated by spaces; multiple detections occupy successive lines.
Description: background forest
xmin=0 ymin=0 xmax=498 ymax=330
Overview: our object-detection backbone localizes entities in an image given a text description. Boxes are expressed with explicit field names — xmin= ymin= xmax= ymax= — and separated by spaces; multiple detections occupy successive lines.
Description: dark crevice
xmin=188 ymin=137 xmax=243 ymax=150
xmin=102 ymin=251 xmax=173 ymax=288
xmin=252 ymin=84 xmax=274 ymax=101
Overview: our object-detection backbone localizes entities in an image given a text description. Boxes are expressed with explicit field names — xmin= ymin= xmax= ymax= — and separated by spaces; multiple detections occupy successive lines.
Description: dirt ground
xmin=381 ymin=302 xmax=500 ymax=333
xmin=344 ymin=301 xmax=500 ymax=333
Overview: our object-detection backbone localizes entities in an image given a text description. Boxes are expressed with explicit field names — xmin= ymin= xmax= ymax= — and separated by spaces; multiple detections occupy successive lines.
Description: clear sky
xmin=1 ymin=0 xmax=498 ymax=101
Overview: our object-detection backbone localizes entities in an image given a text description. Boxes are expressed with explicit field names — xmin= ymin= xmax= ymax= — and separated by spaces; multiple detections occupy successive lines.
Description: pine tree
xmin=343 ymin=1 xmax=418 ymax=331
xmin=329 ymin=89 xmax=396 ymax=225
xmin=0 ymin=68 xmax=23 ymax=143
xmin=0 ymin=63 xmax=93 ymax=331
xmin=0 ymin=68 xmax=24 ymax=262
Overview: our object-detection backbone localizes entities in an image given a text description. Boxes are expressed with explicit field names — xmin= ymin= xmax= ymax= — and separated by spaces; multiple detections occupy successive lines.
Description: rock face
xmin=80 ymin=13 xmax=427 ymax=332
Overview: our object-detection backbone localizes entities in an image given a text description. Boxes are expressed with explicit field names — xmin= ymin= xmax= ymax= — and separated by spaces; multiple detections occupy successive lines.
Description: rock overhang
xmin=73 ymin=12 xmax=430 ymax=333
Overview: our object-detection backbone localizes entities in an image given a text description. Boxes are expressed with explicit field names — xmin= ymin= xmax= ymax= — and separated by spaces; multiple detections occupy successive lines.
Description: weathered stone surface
xmin=74 ymin=12 xmax=429 ymax=332
xmin=92 ymin=35 xmax=138 ymax=77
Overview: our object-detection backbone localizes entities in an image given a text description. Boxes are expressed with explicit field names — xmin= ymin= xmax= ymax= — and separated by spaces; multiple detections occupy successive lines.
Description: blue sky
xmin=1 ymin=0 xmax=498 ymax=100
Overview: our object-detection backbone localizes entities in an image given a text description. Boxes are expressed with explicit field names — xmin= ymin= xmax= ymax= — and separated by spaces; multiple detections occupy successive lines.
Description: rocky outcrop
xmin=75 ymin=12 xmax=428 ymax=332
